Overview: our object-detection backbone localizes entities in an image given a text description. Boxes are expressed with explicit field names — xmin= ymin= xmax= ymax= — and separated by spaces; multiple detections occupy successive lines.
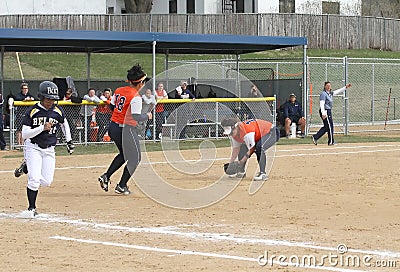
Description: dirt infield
xmin=1 ymin=142 xmax=400 ymax=272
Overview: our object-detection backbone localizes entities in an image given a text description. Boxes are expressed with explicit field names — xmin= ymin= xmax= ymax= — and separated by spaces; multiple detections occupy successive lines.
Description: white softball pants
xmin=24 ymin=139 xmax=56 ymax=191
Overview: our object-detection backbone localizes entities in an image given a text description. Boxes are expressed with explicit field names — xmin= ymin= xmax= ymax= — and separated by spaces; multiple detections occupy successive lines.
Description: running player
xmin=20 ymin=81 xmax=74 ymax=218
xmin=98 ymin=64 xmax=152 ymax=195
xmin=221 ymin=118 xmax=280 ymax=181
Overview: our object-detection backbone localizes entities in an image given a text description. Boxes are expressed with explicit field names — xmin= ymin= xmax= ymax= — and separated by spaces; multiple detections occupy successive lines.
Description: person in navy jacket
xmin=283 ymin=93 xmax=306 ymax=138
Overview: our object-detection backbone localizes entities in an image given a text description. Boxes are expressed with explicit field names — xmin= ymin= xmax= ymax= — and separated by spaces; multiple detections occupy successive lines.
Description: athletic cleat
xmin=311 ymin=136 xmax=317 ymax=145
xmin=328 ymin=143 xmax=337 ymax=146
xmin=115 ymin=184 xmax=131 ymax=195
xmin=98 ymin=173 xmax=110 ymax=192
xmin=253 ymin=172 xmax=268 ymax=181
xmin=236 ymin=172 xmax=246 ymax=178
xmin=14 ymin=160 xmax=27 ymax=178
xmin=20 ymin=209 xmax=38 ymax=219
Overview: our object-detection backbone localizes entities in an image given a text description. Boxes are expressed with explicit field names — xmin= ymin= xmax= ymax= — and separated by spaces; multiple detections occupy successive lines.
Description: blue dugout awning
xmin=0 ymin=28 xmax=307 ymax=54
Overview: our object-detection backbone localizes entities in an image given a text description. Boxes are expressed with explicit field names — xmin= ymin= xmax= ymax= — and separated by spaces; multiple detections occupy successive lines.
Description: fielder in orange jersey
xmin=98 ymin=64 xmax=152 ymax=195
xmin=221 ymin=118 xmax=280 ymax=181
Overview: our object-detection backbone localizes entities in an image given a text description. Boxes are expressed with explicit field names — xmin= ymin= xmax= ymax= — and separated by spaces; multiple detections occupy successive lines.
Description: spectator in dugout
xmin=283 ymin=93 xmax=306 ymax=138
xmin=14 ymin=83 xmax=37 ymax=146
xmin=174 ymin=80 xmax=195 ymax=100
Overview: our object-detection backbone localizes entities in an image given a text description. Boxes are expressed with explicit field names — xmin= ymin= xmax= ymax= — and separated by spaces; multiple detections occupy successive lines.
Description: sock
xmin=27 ymin=187 xmax=38 ymax=210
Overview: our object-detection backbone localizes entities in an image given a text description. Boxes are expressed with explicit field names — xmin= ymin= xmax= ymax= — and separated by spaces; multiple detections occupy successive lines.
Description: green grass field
xmin=3 ymin=49 xmax=400 ymax=80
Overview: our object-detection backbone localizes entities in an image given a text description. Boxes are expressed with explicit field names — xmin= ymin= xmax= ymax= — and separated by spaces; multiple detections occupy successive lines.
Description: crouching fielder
xmin=221 ymin=118 xmax=280 ymax=181
xmin=20 ymin=81 xmax=74 ymax=218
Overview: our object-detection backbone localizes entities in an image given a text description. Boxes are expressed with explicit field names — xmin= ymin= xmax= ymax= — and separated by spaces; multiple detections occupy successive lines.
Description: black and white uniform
xmin=22 ymin=102 xmax=72 ymax=192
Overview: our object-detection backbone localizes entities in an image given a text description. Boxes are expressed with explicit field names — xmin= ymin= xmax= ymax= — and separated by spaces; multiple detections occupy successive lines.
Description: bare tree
xmin=124 ymin=0 xmax=153 ymax=13
xmin=362 ymin=0 xmax=400 ymax=19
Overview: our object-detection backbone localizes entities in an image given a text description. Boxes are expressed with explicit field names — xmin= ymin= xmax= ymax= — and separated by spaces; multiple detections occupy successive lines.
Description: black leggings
xmin=106 ymin=122 xmax=141 ymax=187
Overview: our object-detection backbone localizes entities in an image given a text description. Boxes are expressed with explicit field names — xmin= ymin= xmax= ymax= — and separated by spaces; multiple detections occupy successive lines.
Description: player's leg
xmin=284 ymin=117 xmax=292 ymax=138
xmin=116 ymin=126 xmax=141 ymax=195
xmin=313 ymin=110 xmax=328 ymax=144
xmin=40 ymin=148 xmax=56 ymax=187
xmin=326 ymin=110 xmax=335 ymax=145
xmin=298 ymin=117 xmax=306 ymax=136
xmin=24 ymin=143 xmax=43 ymax=216
xmin=99 ymin=122 xmax=124 ymax=191
xmin=235 ymin=144 xmax=248 ymax=178
xmin=254 ymin=127 xmax=279 ymax=181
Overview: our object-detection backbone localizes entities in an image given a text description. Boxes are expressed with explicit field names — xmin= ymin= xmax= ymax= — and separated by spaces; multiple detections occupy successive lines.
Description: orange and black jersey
xmin=110 ymin=85 xmax=142 ymax=126
xmin=231 ymin=119 xmax=273 ymax=149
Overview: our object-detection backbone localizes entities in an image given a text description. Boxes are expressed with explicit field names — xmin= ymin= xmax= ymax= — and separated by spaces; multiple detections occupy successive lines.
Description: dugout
xmin=0 ymin=28 xmax=307 ymax=99
xmin=0 ymin=28 xmax=307 ymax=147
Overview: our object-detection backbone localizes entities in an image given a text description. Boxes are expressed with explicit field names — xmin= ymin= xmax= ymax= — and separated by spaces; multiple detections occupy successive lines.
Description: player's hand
xmin=147 ymin=112 xmax=153 ymax=120
xmin=346 ymin=83 xmax=352 ymax=88
xmin=66 ymin=141 xmax=75 ymax=155
xmin=322 ymin=115 xmax=327 ymax=120
xmin=43 ymin=122 xmax=52 ymax=131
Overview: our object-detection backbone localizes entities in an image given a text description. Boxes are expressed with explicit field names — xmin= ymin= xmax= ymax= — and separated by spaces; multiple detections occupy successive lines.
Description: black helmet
xmin=38 ymin=81 xmax=59 ymax=100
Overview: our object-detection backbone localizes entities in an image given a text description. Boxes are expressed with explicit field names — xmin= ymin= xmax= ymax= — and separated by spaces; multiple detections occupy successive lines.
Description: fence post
xmin=10 ymin=100 xmax=15 ymax=150
xmin=371 ymin=64 xmax=375 ymax=124
xmin=344 ymin=56 xmax=349 ymax=135
xmin=215 ymin=102 xmax=219 ymax=139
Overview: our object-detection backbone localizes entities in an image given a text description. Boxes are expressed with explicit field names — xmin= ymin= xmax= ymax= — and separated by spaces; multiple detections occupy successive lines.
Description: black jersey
xmin=22 ymin=103 xmax=66 ymax=148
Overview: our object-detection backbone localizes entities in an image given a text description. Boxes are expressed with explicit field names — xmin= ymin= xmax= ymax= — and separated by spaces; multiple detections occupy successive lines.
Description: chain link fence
xmin=308 ymin=57 xmax=400 ymax=134
xmin=5 ymin=57 xmax=400 ymax=150
xmin=9 ymin=98 xmax=275 ymax=150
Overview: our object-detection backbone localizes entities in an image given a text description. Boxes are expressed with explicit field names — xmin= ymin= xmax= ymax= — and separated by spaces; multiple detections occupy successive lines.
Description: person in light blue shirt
xmin=312 ymin=81 xmax=351 ymax=145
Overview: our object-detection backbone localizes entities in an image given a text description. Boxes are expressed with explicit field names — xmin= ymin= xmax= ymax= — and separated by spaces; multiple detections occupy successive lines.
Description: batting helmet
xmin=38 ymin=81 xmax=60 ymax=100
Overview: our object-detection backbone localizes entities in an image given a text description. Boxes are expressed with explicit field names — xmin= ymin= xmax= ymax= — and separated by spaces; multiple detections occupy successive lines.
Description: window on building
xmin=169 ymin=0 xmax=177 ymax=14
xmin=187 ymin=0 xmax=195 ymax=13
xmin=322 ymin=1 xmax=340 ymax=14
xmin=107 ymin=7 xmax=114 ymax=14
xmin=279 ymin=0 xmax=295 ymax=13
xmin=236 ymin=0 xmax=244 ymax=13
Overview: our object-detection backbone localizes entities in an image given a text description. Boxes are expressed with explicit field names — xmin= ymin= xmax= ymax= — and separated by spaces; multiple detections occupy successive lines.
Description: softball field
xmin=0 ymin=142 xmax=399 ymax=272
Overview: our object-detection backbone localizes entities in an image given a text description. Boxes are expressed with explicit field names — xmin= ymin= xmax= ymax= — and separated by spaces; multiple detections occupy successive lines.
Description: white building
xmin=0 ymin=0 xmax=107 ymax=15
xmin=0 ymin=0 xmax=362 ymax=16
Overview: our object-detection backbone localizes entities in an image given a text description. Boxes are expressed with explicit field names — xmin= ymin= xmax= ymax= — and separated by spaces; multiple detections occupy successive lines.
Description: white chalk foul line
xmin=50 ymin=235 xmax=367 ymax=272
xmin=1 ymin=212 xmax=399 ymax=259
xmin=1 ymin=144 xmax=399 ymax=173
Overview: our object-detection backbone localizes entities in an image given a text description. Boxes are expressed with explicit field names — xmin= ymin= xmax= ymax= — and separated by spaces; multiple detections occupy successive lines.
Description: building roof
xmin=0 ymin=28 xmax=307 ymax=54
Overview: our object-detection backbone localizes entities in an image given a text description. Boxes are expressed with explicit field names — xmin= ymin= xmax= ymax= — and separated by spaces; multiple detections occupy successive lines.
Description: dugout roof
xmin=0 ymin=28 xmax=307 ymax=54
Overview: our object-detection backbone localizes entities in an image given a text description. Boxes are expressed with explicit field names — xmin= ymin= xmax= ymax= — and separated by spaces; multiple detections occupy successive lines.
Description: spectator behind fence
xmin=14 ymin=83 xmax=37 ymax=146
xmin=80 ymin=88 xmax=100 ymax=142
xmin=283 ymin=93 xmax=306 ymax=138
xmin=244 ymin=84 xmax=262 ymax=119
xmin=174 ymin=81 xmax=195 ymax=138
xmin=207 ymin=89 xmax=217 ymax=98
xmin=96 ymin=88 xmax=113 ymax=142
xmin=62 ymin=88 xmax=83 ymax=142
xmin=155 ymin=82 xmax=168 ymax=140
xmin=174 ymin=81 xmax=195 ymax=100
xmin=247 ymin=84 xmax=262 ymax=98
xmin=141 ymin=89 xmax=156 ymax=139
